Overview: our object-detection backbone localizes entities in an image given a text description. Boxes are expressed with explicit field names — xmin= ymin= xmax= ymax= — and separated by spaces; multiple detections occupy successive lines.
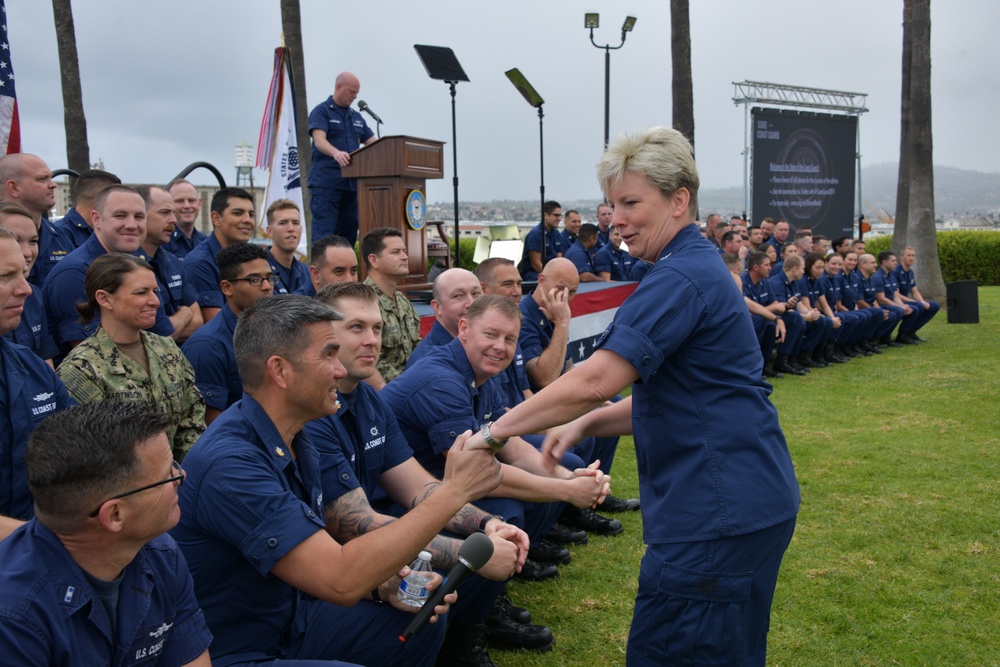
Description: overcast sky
xmin=9 ymin=0 xmax=998 ymax=205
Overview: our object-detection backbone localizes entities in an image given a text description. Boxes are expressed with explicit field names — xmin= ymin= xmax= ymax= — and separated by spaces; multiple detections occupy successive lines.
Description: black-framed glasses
xmin=230 ymin=275 xmax=279 ymax=287
xmin=89 ymin=461 xmax=185 ymax=517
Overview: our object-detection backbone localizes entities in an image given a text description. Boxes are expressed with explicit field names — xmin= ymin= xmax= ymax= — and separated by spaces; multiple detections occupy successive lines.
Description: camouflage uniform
xmin=56 ymin=328 xmax=205 ymax=459
xmin=364 ymin=276 xmax=421 ymax=383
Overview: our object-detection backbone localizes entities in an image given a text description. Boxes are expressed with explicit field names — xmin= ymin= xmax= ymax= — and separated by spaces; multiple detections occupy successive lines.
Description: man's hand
xmin=541 ymin=417 xmax=588 ymax=472
xmin=803 ymin=309 xmax=821 ymax=322
xmin=775 ymin=318 xmax=787 ymax=343
xmin=830 ymin=316 xmax=842 ymax=329
xmin=536 ymin=286 xmax=572 ymax=327
xmin=442 ymin=431 xmax=502 ymax=500
xmin=479 ymin=525 xmax=528 ymax=580
xmin=334 ymin=149 xmax=351 ymax=167
xmin=786 ymin=295 xmax=799 ymax=309
xmin=384 ymin=568 xmax=456 ymax=619
xmin=564 ymin=461 xmax=611 ymax=509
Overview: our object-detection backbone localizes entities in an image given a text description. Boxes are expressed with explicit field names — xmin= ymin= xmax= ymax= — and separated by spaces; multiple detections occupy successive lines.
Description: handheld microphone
xmin=398 ymin=532 xmax=494 ymax=642
xmin=358 ymin=100 xmax=384 ymax=124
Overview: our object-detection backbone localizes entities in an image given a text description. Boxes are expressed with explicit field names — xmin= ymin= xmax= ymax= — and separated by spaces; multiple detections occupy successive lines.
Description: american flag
xmin=0 ymin=0 xmax=20 ymax=156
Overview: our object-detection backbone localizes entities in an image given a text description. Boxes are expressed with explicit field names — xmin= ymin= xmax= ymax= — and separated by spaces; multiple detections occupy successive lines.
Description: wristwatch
xmin=478 ymin=514 xmax=505 ymax=534
xmin=481 ymin=421 xmax=508 ymax=451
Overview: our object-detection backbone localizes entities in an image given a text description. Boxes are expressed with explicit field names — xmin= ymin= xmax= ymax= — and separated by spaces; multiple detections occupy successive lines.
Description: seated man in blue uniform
xmin=517 ymin=200 xmax=565 ymax=281
xmin=295 ymin=233 xmax=359 ymax=297
xmin=307 ymin=72 xmax=378 ymax=244
xmin=182 ymin=242 xmax=275 ymax=424
xmin=768 ymin=254 xmax=833 ymax=369
xmin=0 ymin=400 xmax=213 ymax=666
xmin=855 ymin=253 xmax=904 ymax=348
xmin=519 ymin=258 xmax=635 ymax=530
xmin=839 ymin=251 xmax=886 ymax=355
xmin=381 ymin=295 xmax=611 ymax=570
xmin=181 ymin=187 xmax=256 ymax=323
xmin=464 ymin=126 xmax=800 ymax=667
xmin=873 ymin=249 xmax=920 ymax=345
xmin=166 ymin=180 xmax=209 ymax=259
xmin=0 ymin=153 xmax=75 ymax=286
xmin=594 ymin=225 xmax=635 ymax=281
xmin=264 ymin=199 xmax=311 ymax=295
xmin=172 ymin=294 xmax=502 ymax=666
xmin=741 ymin=251 xmax=795 ymax=378
xmin=559 ymin=209 xmax=581 ymax=248
xmin=407 ymin=268 xmax=482 ymax=368
xmin=55 ymin=169 xmax=121 ymax=249
xmin=306 ymin=283 xmax=548 ymax=664
xmin=893 ymin=246 xmax=939 ymax=341
xmin=137 ymin=185 xmax=203 ymax=341
xmin=1 ymin=203 xmax=59 ymax=364
xmin=0 ymin=226 xmax=75 ymax=539
xmin=42 ymin=185 xmax=175 ymax=360
xmin=564 ymin=223 xmax=606 ymax=282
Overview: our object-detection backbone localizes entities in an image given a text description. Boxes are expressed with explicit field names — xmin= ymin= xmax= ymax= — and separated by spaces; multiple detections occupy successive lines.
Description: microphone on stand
xmin=358 ymin=100 xmax=384 ymax=124
xmin=398 ymin=532 xmax=494 ymax=642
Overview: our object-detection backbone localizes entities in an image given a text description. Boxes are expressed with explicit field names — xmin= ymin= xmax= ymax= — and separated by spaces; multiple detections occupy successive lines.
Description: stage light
xmin=584 ymin=13 xmax=600 ymax=29
xmin=622 ymin=16 xmax=637 ymax=33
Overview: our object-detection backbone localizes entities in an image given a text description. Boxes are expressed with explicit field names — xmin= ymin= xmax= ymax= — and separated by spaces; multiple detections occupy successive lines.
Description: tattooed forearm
xmin=410 ymin=481 xmax=441 ymax=509
xmin=324 ymin=488 xmax=395 ymax=541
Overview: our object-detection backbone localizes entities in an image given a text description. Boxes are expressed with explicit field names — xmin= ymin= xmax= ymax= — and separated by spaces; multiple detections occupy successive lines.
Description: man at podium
xmin=308 ymin=71 xmax=377 ymax=245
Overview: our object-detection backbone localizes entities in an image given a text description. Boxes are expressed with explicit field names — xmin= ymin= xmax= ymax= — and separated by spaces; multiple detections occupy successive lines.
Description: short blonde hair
xmin=596 ymin=126 xmax=700 ymax=216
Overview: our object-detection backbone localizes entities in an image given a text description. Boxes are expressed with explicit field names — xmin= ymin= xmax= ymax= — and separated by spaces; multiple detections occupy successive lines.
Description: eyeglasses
xmin=229 ymin=275 xmax=279 ymax=287
xmin=89 ymin=460 xmax=185 ymax=517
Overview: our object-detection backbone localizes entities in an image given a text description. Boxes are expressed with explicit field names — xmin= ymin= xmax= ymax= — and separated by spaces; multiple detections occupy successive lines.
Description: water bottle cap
xmin=418 ymin=551 xmax=432 ymax=561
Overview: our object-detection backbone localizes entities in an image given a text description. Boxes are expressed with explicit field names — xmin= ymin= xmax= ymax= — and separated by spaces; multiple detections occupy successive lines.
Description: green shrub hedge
xmin=863 ymin=231 xmax=1000 ymax=286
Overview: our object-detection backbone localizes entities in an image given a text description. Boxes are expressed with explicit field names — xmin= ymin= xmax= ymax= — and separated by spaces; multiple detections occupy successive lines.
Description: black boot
xmin=773 ymin=354 xmax=806 ymax=376
xmin=798 ymin=352 xmax=821 ymax=368
xmin=436 ymin=623 xmax=496 ymax=667
xmin=484 ymin=596 xmax=555 ymax=652
xmin=825 ymin=343 xmax=849 ymax=363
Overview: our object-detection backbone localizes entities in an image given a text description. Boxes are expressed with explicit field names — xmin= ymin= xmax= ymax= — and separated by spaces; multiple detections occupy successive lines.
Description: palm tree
xmin=892 ymin=0 xmax=912 ymax=250
xmin=901 ymin=0 xmax=944 ymax=300
xmin=670 ymin=0 xmax=694 ymax=153
xmin=51 ymin=0 xmax=89 ymax=189
xmin=280 ymin=0 xmax=311 ymax=218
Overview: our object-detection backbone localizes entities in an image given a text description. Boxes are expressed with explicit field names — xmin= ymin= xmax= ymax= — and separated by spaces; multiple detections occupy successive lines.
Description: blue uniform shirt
xmin=171 ymin=394 xmax=328 ymax=664
xmin=741 ymin=272 xmax=775 ymax=306
xmin=380 ymin=339 xmax=506 ymax=480
xmin=518 ymin=224 xmax=565 ymax=280
xmin=871 ymin=267 xmax=898 ymax=300
xmin=629 ymin=260 xmax=653 ymax=281
xmin=595 ymin=226 xmax=611 ymax=250
xmin=30 ymin=217 xmax=75 ymax=286
xmin=181 ymin=233 xmax=226 ymax=310
xmin=166 ymin=227 xmax=208 ymax=260
xmin=406 ymin=319 xmax=453 ymax=368
xmin=564 ymin=242 xmax=597 ymax=277
xmin=54 ymin=207 xmax=93 ymax=249
xmin=518 ymin=293 xmax=571 ymax=393
xmin=595 ymin=224 xmax=799 ymax=543
xmin=147 ymin=247 xmax=198 ymax=318
xmin=496 ymin=342 xmax=531 ymax=408
xmin=4 ymin=286 xmax=59 ymax=361
xmin=42 ymin=234 xmax=174 ymax=354
xmin=0 ymin=520 xmax=212 ymax=666
xmin=268 ymin=250 xmax=311 ymax=295
xmin=305 ymin=382 xmax=414 ymax=503
xmin=593 ymin=242 xmax=635 ymax=281
xmin=856 ymin=269 xmax=878 ymax=305
xmin=804 ymin=276 xmax=825 ymax=309
xmin=839 ymin=270 xmax=862 ymax=309
xmin=893 ymin=265 xmax=917 ymax=297
xmin=559 ymin=228 xmax=577 ymax=248
xmin=0 ymin=338 xmax=74 ymax=520
xmin=767 ymin=271 xmax=804 ymax=304
xmin=181 ymin=304 xmax=241 ymax=411
xmin=307 ymin=97 xmax=374 ymax=190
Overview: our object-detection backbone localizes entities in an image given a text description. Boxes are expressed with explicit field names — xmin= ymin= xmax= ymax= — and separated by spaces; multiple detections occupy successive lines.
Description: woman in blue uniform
xmin=466 ymin=127 xmax=800 ymax=666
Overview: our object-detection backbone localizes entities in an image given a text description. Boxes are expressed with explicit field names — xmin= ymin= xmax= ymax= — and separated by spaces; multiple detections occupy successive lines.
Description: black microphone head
xmin=358 ymin=100 xmax=369 ymax=110
xmin=456 ymin=532 xmax=494 ymax=571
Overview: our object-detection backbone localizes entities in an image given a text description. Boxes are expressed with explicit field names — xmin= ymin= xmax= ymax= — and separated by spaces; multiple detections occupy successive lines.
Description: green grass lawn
xmin=497 ymin=288 xmax=1000 ymax=666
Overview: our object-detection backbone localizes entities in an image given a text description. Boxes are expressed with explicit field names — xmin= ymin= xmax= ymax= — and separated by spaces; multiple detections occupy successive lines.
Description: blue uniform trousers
xmin=750 ymin=315 xmax=777 ymax=363
xmin=309 ymin=187 xmax=360 ymax=245
xmin=626 ymin=517 xmax=796 ymax=667
xmin=776 ymin=311 xmax=804 ymax=357
xmin=906 ymin=299 xmax=939 ymax=333
xmin=881 ymin=304 xmax=913 ymax=335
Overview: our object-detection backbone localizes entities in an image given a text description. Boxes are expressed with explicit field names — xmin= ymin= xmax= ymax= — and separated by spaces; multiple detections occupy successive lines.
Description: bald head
xmin=333 ymin=72 xmax=360 ymax=107
xmin=431 ymin=268 xmax=483 ymax=335
xmin=0 ymin=154 xmax=56 ymax=220
xmin=538 ymin=257 xmax=580 ymax=298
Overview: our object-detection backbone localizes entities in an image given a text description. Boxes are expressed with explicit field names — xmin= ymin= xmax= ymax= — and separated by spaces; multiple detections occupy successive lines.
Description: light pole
xmin=585 ymin=13 xmax=637 ymax=149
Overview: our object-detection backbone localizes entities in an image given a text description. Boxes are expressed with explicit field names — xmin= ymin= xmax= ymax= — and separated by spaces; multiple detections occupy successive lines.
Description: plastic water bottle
xmin=397 ymin=551 xmax=433 ymax=608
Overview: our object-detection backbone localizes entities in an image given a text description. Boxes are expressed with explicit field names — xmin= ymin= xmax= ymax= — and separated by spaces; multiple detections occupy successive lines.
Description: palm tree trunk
xmin=906 ymin=0 xmax=945 ymax=301
xmin=670 ymin=0 xmax=694 ymax=154
xmin=51 ymin=0 xmax=89 ymax=193
xmin=280 ymin=0 xmax=311 ymax=222
xmin=892 ymin=0 xmax=912 ymax=251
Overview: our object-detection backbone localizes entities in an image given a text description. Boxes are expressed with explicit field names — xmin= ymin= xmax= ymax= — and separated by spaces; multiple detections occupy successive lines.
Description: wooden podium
xmin=341 ymin=135 xmax=445 ymax=286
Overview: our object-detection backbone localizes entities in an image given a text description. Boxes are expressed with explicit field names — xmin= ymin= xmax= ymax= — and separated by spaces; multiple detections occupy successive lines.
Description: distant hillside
xmin=431 ymin=164 xmax=1000 ymax=222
